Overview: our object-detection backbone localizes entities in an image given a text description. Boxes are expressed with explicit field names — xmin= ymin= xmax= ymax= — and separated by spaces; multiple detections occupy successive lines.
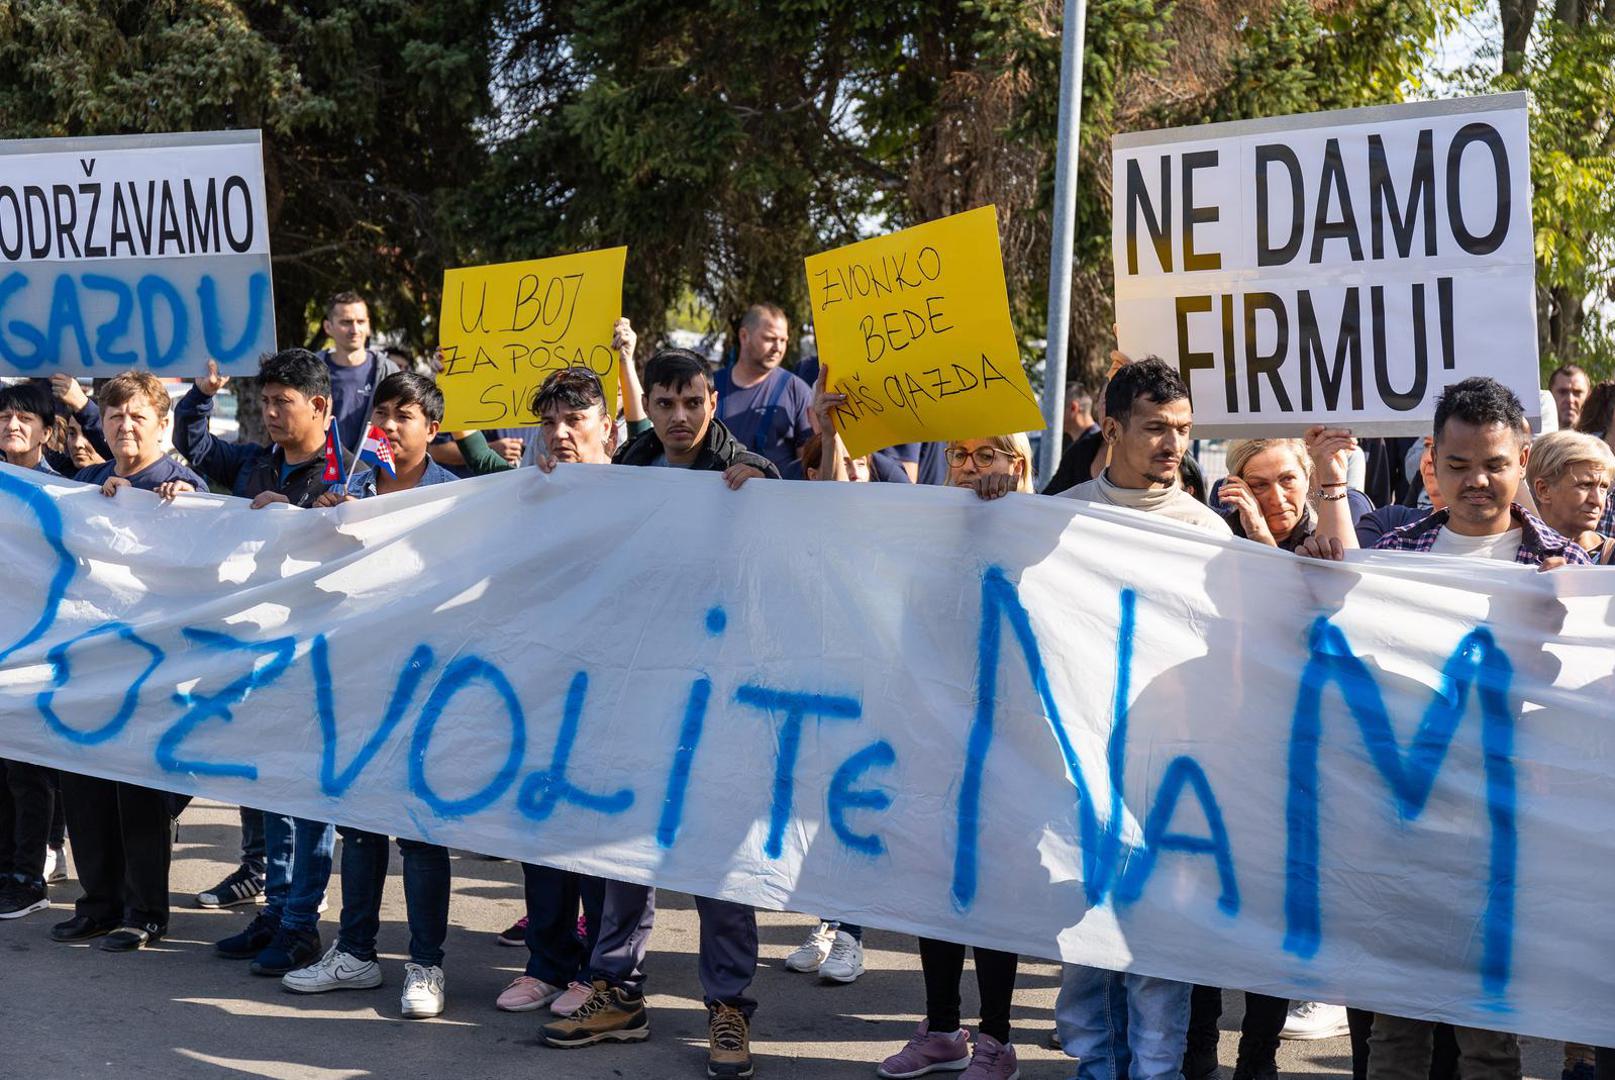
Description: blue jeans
xmin=1056 ymin=964 xmax=1192 ymax=1080
xmin=263 ymin=814 xmax=335 ymax=933
xmin=336 ymin=828 xmax=451 ymax=966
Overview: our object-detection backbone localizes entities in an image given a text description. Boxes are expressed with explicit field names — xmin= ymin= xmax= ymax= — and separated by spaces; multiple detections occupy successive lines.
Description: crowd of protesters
xmin=1 ymin=290 xmax=1611 ymax=1080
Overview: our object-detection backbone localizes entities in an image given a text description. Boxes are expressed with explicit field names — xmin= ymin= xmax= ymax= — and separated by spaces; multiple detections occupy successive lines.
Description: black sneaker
xmin=0 ymin=879 xmax=49 ymax=920
xmin=196 ymin=866 xmax=265 ymax=909
xmin=49 ymin=913 xmax=118 ymax=942
xmin=249 ymin=925 xmax=322 ymax=976
xmin=99 ymin=922 xmax=164 ymax=952
xmin=216 ymin=910 xmax=280 ymax=959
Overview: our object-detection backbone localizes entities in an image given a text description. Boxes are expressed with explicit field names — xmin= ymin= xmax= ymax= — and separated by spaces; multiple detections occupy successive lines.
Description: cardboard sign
xmin=0 ymin=130 xmax=275 ymax=375
xmin=437 ymin=247 xmax=626 ymax=429
xmin=805 ymin=206 xmax=1045 ymax=456
xmin=1112 ymin=94 xmax=1538 ymax=436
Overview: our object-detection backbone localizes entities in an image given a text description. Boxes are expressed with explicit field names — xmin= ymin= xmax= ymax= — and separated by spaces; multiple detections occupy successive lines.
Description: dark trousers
xmin=695 ymin=894 xmax=758 ymax=1017
xmin=588 ymin=879 xmax=656 ymax=994
xmin=336 ymin=828 xmax=450 ymax=966
xmin=1188 ymin=986 xmax=1288 ymax=1073
xmin=918 ymin=936 xmax=1018 ymax=1044
xmin=48 ymin=771 xmax=65 ymax=847
xmin=521 ymin=863 xmax=657 ymax=994
xmin=1368 ymin=1015 xmax=1515 ymax=1080
xmin=522 ymin=862 xmax=606 ymax=987
xmin=239 ymin=806 xmax=266 ymax=878
xmin=0 ymin=759 xmax=55 ymax=885
xmin=1349 ymin=1010 xmax=1462 ymax=1080
xmin=59 ymin=772 xmax=172 ymax=928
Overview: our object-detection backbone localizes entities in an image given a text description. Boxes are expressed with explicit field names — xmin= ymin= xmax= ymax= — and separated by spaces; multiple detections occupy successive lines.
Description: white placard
xmin=0 ymin=130 xmax=275 ymax=375
xmin=1112 ymin=95 xmax=1538 ymax=436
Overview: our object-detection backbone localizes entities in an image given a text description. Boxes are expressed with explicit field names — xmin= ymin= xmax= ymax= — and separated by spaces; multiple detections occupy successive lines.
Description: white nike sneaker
xmin=819 ymin=931 xmax=865 ymax=983
xmin=281 ymin=943 xmax=383 ymax=994
xmin=401 ymin=962 xmax=446 ymax=1019
xmin=785 ymin=921 xmax=837 ymax=973
xmin=1281 ymin=1001 xmax=1350 ymax=1041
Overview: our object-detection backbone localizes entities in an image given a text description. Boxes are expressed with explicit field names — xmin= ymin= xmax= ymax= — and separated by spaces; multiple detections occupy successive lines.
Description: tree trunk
xmin=1499 ymin=0 xmax=1539 ymax=73
xmin=232 ymin=380 xmax=266 ymax=445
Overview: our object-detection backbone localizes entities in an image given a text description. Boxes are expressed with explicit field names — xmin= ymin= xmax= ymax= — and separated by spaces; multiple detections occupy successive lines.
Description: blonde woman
xmin=946 ymin=431 xmax=1034 ymax=500
xmin=1527 ymin=430 xmax=1615 ymax=563
xmin=1219 ymin=427 xmax=1360 ymax=557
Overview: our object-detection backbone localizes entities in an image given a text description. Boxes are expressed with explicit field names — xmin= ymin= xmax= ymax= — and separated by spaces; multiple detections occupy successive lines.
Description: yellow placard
xmin=437 ymin=247 xmax=627 ymax=429
xmin=803 ymin=206 xmax=1044 ymax=458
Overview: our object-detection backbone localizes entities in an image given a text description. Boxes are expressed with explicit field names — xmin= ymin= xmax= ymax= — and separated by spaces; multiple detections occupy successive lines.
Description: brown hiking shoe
xmin=707 ymin=1003 xmax=754 ymax=1077
xmin=540 ymin=980 xmax=650 ymax=1048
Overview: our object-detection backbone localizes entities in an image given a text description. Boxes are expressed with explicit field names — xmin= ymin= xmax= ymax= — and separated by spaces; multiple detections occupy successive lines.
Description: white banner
xmin=0 ymin=130 xmax=275 ymax=375
xmin=1 ymin=462 xmax=1612 ymax=1043
xmin=1112 ymin=94 xmax=1539 ymax=436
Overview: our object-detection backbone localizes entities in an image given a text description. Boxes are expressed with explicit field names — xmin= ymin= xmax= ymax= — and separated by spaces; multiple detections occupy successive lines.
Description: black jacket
xmin=613 ymin=417 xmax=780 ymax=477
xmin=174 ymin=387 xmax=333 ymax=506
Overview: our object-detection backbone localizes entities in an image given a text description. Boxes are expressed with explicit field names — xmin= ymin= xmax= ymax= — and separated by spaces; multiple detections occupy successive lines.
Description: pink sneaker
xmin=495 ymin=975 xmax=563 ymax=1012
xmin=550 ymin=980 xmax=594 ymax=1016
xmin=960 ymin=1034 xmax=1019 ymax=1079
xmin=877 ymin=1023 xmax=971 ymax=1078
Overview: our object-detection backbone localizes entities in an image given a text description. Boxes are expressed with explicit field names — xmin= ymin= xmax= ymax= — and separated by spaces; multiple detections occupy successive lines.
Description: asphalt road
xmin=0 ymin=800 xmax=1567 ymax=1080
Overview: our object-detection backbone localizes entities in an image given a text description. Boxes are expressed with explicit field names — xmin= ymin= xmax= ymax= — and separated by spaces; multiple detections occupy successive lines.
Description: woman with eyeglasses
xmin=944 ymin=434 xmax=1035 ymax=500
xmin=875 ymin=430 xmax=1032 ymax=1080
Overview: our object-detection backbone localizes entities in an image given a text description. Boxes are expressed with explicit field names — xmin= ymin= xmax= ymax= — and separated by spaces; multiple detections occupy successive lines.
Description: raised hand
xmin=1303 ymin=425 xmax=1357 ymax=489
xmin=196 ymin=359 xmax=232 ymax=397
xmin=49 ymin=373 xmax=90 ymax=412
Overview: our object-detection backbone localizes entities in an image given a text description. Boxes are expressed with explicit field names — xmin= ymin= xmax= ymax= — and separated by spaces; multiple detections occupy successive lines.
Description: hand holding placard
xmin=437 ymin=247 xmax=627 ymax=430
xmin=803 ymin=206 xmax=1044 ymax=457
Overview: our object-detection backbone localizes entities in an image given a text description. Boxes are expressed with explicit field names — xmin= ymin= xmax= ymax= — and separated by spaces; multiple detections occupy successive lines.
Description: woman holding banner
xmin=874 ymin=427 xmax=1033 ymax=1080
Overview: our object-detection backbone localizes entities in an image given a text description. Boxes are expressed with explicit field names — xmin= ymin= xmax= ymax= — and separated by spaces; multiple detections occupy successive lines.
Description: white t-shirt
xmin=1429 ymin=526 xmax=1523 ymax=562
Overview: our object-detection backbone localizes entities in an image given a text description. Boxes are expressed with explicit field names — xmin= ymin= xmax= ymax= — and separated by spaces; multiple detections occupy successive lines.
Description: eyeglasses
xmin=545 ymin=366 xmax=605 ymax=392
xmin=945 ymin=446 xmax=1018 ymax=469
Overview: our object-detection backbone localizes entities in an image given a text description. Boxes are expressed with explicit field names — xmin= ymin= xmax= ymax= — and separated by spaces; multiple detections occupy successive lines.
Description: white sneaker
xmin=281 ymin=943 xmax=384 ymax=994
xmin=785 ymin=921 xmax=837 ymax=973
xmin=44 ymin=846 xmax=67 ymax=884
xmin=819 ymin=931 xmax=865 ymax=983
xmin=1280 ymin=1001 xmax=1350 ymax=1041
xmin=401 ymin=962 xmax=446 ymax=1019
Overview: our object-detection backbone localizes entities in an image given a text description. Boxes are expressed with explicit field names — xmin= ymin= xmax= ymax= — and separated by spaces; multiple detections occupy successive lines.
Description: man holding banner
xmin=175 ymin=350 xmax=346 ymax=975
xmin=614 ymin=348 xmax=774 ymax=1078
xmin=1054 ymin=358 xmax=1226 ymax=1080
xmin=1359 ymin=379 xmax=1587 ymax=1078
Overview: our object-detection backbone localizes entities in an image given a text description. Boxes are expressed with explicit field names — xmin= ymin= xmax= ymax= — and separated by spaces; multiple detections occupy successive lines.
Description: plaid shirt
xmin=1600 ymin=496 xmax=1615 ymax=539
xmin=1372 ymin=503 xmax=1591 ymax=566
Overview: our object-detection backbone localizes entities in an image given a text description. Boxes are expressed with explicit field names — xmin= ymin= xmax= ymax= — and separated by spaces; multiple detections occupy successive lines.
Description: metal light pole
xmin=1037 ymin=0 xmax=1089 ymax=483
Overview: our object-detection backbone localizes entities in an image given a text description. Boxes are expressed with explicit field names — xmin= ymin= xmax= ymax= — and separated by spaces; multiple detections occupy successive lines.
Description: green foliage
xmin=1447 ymin=5 xmax=1615 ymax=376
xmin=2 ymin=0 xmax=1608 ymax=385
xmin=0 ymin=0 xmax=500 ymax=351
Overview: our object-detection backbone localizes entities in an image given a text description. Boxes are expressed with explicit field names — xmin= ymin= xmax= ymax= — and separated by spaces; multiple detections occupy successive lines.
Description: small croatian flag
xmin=357 ymin=425 xmax=397 ymax=477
